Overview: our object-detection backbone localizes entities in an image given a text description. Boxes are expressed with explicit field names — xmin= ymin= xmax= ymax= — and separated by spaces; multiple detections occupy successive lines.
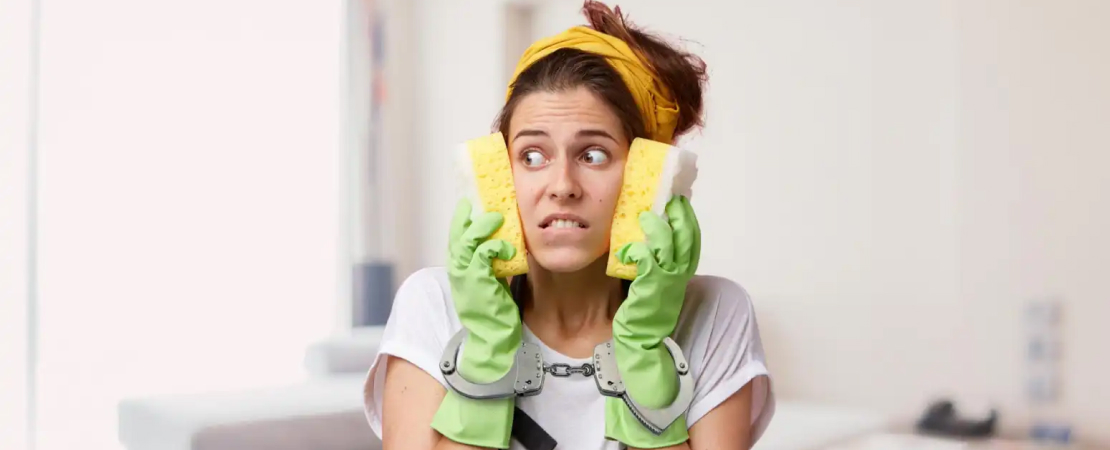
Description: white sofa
xmin=117 ymin=327 xmax=384 ymax=450
xmin=117 ymin=326 xmax=887 ymax=450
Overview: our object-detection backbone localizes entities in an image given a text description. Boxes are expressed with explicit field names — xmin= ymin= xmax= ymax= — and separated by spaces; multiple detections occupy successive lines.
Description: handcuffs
xmin=439 ymin=328 xmax=694 ymax=435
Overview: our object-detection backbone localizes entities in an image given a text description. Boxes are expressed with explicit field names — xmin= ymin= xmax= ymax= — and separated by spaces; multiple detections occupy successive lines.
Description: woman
xmin=364 ymin=2 xmax=774 ymax=449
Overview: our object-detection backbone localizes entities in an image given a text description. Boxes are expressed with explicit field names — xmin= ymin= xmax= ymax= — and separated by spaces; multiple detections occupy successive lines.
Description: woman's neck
xmin=520 ymin=255 xmax=622 ymax=358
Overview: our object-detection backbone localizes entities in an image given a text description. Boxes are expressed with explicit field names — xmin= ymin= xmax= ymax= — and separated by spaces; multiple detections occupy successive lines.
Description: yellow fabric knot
xmin=507 ymin=26 xmax=680 ymax=143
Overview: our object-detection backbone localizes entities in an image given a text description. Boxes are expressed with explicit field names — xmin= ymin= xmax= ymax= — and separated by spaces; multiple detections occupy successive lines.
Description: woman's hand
xmin=615 ymin=195 xmax=700 ymax=403
xmin=444 ymin=198 xmax=522 ymax=382
xmin=429 ymin=198 xmax=523 ymax=449
xmin=606 ymin=195 xmax=701 ymax=448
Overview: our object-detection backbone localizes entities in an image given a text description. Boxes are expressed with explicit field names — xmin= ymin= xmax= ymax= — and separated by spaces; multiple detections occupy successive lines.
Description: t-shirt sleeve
xmin=362 ymin=267 xmax=458 ymax=439
xmin=679 ymin=276 xmax=776 ymax=445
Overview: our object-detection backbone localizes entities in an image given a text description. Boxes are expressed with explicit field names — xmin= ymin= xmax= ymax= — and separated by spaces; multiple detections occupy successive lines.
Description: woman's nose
xmin=547 ymin=158 xmax=581 ymax=201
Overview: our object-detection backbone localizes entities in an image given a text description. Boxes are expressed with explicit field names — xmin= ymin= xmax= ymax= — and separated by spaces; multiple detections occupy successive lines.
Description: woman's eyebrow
xmin=576 ymin=129 xmax=616 ymax=141
xmin=514 ymin=129 xmax=548 ymax=140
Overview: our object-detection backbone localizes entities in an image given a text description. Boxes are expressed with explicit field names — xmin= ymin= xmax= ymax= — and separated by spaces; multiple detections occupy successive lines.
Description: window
xmin=31 ymin=1 xmax=345 ymax=448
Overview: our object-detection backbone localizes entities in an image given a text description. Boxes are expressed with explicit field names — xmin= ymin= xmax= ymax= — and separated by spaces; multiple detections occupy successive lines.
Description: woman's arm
xmin=379 ymin=355 xmax=492 ymax=450
xmin=628 ymin=382 xmax=754 ymax=450
xmin=687 ymin=382 xmax=754 ymax=449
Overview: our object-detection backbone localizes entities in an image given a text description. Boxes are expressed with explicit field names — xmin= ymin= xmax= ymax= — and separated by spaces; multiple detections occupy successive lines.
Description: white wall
xmin=536 ymin=0 xmax=967 ymax=426
xmin=0 ymin=0 xmax=35 ymax=447
xmin=347 ymin=0 xmax=421 ymax=288
xmin=413 ymin=0 xmax=514 ymax=268
xmin=408 ymin=0 xmax=1109 ymax=442
xmin=953 ymin=0 xmax=1110 ymax=438
xmin=378 ymin=0 xmax=421 ymax=285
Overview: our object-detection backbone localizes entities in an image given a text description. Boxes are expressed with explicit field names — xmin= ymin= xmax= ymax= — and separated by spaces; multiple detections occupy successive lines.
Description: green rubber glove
xmin=430 ymin=199 xmax=522 ymax=449
xmin=605 ymin=196 xmax=701 ymax=448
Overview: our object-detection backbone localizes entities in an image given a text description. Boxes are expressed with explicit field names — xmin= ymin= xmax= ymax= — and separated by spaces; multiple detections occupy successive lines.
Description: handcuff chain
xmin=544 ymin=362 xmax=595 ymax=377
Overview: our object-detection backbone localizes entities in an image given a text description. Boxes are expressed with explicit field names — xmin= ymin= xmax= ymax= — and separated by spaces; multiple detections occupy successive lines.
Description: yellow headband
xmin=507 ymin=26 xmax=680 ymax=143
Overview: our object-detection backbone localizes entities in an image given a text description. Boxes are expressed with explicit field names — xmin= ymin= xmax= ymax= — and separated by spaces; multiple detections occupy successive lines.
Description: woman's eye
xmin=581 ymin=148 xmax=609 ymax=165
xmin=522 ymin=150 xmax=547 ymax=167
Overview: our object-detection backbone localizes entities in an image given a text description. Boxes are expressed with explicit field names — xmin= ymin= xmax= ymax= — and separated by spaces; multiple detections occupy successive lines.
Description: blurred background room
xmin=1 ymin=0 xmax=1107 ymax=449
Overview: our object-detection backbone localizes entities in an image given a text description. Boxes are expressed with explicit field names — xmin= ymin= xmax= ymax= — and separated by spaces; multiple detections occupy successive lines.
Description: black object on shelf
xmin=915 ymin=399 xmax=998 ymax=439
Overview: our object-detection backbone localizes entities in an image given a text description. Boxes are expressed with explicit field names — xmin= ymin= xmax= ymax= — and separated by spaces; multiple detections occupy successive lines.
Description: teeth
xmin=550 ymin=219 xmax=582 ymax=229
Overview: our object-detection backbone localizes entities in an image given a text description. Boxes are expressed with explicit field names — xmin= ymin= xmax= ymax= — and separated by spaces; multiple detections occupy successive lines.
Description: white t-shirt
xmin=363 ymin=267 xmax=776 ymax=449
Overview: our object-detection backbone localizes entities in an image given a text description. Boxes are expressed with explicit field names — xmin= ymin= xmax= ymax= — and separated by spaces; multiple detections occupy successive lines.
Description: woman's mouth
xmin=539 ymin=214 xmax=589 ymax=230
xmin=545 ymin=218 xmax=586 ymax=229
xmin=539 ymin=214 xmax=590 ymax=238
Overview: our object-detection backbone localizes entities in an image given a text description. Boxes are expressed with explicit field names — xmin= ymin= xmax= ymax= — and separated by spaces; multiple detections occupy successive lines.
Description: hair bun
xmin=581 ymin=1 xmax=708 ymax=138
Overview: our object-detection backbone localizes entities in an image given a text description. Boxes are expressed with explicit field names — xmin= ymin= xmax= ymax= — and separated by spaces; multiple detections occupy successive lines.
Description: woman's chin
xmin=529 ymin=248 xmax=605 ymax=273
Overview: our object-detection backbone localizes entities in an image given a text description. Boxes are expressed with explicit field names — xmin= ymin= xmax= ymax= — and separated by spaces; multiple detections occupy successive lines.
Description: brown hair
xmin=495 ymin=1 xmax=708 ymax=143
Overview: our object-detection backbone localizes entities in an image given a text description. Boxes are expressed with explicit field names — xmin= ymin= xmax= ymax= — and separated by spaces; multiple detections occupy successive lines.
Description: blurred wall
xmin=30 ymin=1 xmax=346 ymax=447
xmin=406 ymin=0 xmax=1109 ymax=441
xmin=953 ymin=0 xmax=1110 ymax=439
xmin=0 ymin=0 xmax=35 ymax=447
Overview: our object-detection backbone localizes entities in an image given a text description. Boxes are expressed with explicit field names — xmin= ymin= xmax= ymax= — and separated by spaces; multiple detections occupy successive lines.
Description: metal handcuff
xmin=439 ymin=328 xmax=694 ymax=435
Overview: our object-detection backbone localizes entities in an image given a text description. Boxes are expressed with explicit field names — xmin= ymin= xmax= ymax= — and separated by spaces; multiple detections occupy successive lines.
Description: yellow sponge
xmin=456 ymin=132 xmax=528 ymax=278
xmin=607 ymin=138 xmax=698 ymax=280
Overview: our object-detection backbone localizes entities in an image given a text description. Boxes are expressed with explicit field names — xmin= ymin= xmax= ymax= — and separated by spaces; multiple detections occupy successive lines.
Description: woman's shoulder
xmin=386 ymin=266 xmax=461 ymax=333
xmin=394 ymin=266 xmax=452 ymax=306
xmin=686 ymin=274 xmax=752 ymax=298
xmin=679 ymin=274 xmax=757 ymax=324
xmin=673 ymin=274 xmax=762 ymax=355
xmin=399 ymin=265 xmax=451 ymax=289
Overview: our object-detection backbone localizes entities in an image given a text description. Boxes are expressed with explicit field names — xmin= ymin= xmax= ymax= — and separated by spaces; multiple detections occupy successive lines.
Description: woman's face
xmin=508 ymin=86 xmax=628 ymax=273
